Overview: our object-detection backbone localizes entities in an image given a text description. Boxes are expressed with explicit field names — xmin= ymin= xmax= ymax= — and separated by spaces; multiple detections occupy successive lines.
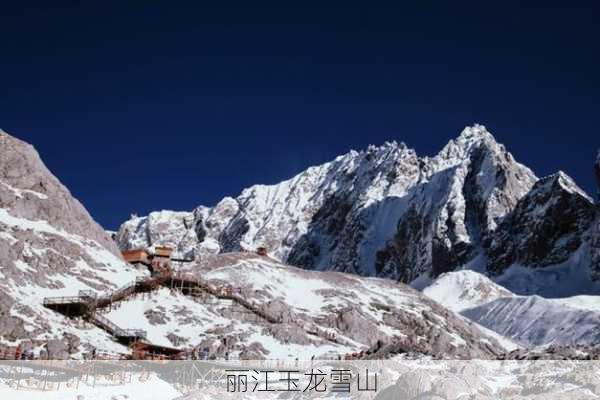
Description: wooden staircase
xmin=170 ymin=273 xmax=282 ymax=324
xmin=90 ymin=313 xmax=147 ymax=344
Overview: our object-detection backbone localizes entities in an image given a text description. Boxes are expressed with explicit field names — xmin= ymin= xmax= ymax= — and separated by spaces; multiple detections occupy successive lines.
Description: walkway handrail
xmin=121 ymin=329 xmax=147 ymax=339
xmin=112 ymin=280 xmax=136 ymax=296
xmin=171 ymin=273 xmax=282 ymax=324
xmin=43 ymin=296 xmax=88 ymax=305
xmin=0 ymin=346 xmax=17 ymax=360
xmin=78 ymin=290 xmax=97 ymax=299
xmin=92 ymin=313 xmax=147 ymax=339
xmin=92 ymin=313 xmax=126 ymax=336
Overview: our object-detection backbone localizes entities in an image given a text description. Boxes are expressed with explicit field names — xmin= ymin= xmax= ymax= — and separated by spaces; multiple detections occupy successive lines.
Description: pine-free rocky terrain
xmin=1 ymin=125 xmax=599 ymax=360
xmin=118 ymin=124 xmax=600 ymax=295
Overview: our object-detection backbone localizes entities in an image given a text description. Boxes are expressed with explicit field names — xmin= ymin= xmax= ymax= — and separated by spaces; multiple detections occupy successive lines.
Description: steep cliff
xmin=0 ymin=130 xmax=138 ymax=356
xmin=119 ymin=125 xmax=557 ymax=284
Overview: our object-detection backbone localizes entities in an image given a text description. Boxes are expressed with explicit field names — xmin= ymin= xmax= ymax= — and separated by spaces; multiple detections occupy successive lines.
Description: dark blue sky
xmin=1 ymin=2 xmax=598 ymax=229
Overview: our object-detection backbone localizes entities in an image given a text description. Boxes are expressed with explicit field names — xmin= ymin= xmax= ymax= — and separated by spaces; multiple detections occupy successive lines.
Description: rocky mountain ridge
xmin=117 ymin=125 xmax=600 ymax=295
xmin=0 ymin=129 xmax=506 ymax=358
xmin=0 ymin=129 xmax=138 ymax=356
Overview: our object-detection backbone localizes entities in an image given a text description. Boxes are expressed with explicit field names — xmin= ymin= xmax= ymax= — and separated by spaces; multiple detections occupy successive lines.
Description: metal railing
xmin=78 ymin=290 xmax=97 ymax=299
xmin=112 ymin=281 xmax=136 ymax=296
xmin=0 ymin=346 xmax=17 ymax=360
xmin=91 ymin=313 xmax=147 ymax=340
xmin=42 ymin=296 xmax=89 ymax=305
xmin=120 ymin=329 xmax=147 ymax=339
xmin=86 ymin=350 xmax=128 ymax=360
xmin=170 ymin=273 xmax=282 ymax=324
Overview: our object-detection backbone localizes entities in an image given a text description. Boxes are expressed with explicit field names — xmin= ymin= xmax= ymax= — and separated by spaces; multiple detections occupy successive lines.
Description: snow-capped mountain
xmin=421 ymin=270 xmax=514 ymax=312
xmin=0 ymin=129 xmax=507 ymax=359
xmin=423 ymin=270 xmax=600 ymax=348
xmin=117 ymin=125 xmax=600 ymax=295
xmin=484 ymin=171 xmax=595 ymax=275
xmin=3 ymin=126 xmax=599 ymax=359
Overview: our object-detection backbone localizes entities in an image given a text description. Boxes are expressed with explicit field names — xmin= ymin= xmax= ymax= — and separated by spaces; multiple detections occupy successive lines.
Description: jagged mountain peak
xmin=452 ymin=123 xmax=496 ymax=150
xmin=117 ymin=124 xmax=549 ymax=283
xmin=536 ymin=170 xmax=594 ymax=203
xmin=421 ymin=126 xmax=537 ymax=207
xmin=458 ymin=123 xmax=495 ymax=140
xmin=435 ymin=124 xmax=500 ymax=160
xmin=445 ymin=124 xmax=527 ymax=168
xmin=365 ymin=139 xmax=413 ymax=155
xmin=329 ymin=138 xmax=418 ymax=176
xmin=484 ymin=167 xmax=597 ymax=282
xmin=114 ymin=126 xmax=599 ymax=297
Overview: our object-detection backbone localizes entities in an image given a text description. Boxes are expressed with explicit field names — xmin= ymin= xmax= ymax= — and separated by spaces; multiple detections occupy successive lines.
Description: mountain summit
xmin=0 ymin=129 xmax=506 ymax=358
xmin=116 ymin=125 xmax=599 ymax=294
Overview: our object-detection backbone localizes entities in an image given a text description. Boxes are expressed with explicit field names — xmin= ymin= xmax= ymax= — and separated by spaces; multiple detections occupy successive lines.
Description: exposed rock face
xmin=484 ymin=172 xmax=596 ymax=275
xmin=593 ymin=211 xmax=600 ymax=281
xmin=167 ymin=252 xmax=507 ymax=359
xmin=116 ymin=126 xmax=600 ymax=291
xmin=0 ymin=129 xmax=137 ymax=355
xmin=0 ymin=131 xmax=120 ymax=254
xmin=593 ymin=151 xmax=600 ymax=279
xmin=0 ymin=129 xmax=509 ymax=359
xmin=119 ymin=124 xmax=564 ymax=283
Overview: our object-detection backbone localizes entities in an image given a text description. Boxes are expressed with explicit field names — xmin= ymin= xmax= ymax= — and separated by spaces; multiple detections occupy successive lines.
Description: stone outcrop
xmin=0 ymin=129 xmax=137 ymax=356
xmin=484 ymin=172 xmax=595 ymax=275
xmin=0 ymin=130 xmax=120 ymax=255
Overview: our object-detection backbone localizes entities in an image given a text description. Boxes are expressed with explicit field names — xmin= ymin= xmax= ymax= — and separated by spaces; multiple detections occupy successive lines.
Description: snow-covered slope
xmin=73 ymin=252 xmax=510 ymax=359
xmin=117 ymin=126 xmax=600 ymax=294
xmin=0 ymin=129 xmax=510 ymax=359
xmin=591 ymin=151 xmax=600 ymax=281
xmin=485 ymin=171 xmax=595 ymax=275
xmin=462 ymin=295 xmax=600 ymax=347
xmin=550 ymin=295 xmax=600 ymax=312
xmin=0 ymin=130 xmax=140 ymax=356
xmin=422 ymin=270 xmax=514 ymax=312
xmin=160 ymin=252 xmax=508 ymax=359
xmin=421 ymin=270 xmax=600 ymax=348
xmin=102 ymin=285 xmax=351 ymax=359
xmin=119 ymin=125 xmax=563 ymax=282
